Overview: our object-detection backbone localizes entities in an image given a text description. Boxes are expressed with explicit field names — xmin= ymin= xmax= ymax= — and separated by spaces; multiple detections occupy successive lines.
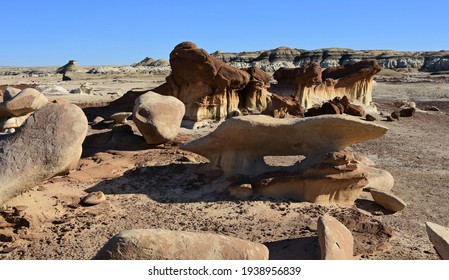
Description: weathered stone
xmin=272 ymin=60 xmax=380 ymax=110
xmin=0 ymin=103 xmax=88 ymax=205
xmin=2 ymin=88 xmax=48 ymax=117
xmin=0 ymin=113 xmax=32 ymax=130
xmin=93 ymin=229 xmax=269 ymax=260
xmin=369 ymin=189 xmax=406 ymax=212
xmin=182 ymin=114 xmax=388 ymax=176
xmin=133 ymin=91 xmax=185 ymax=144
xmin=364 ymin=167 xmax=394 ymax=191
xmin=35 ymin=85 xmax=69 ymax=95
xmin=81 ymin=191 xmax=106 ymax=206
xmin=252 ymin=150 xmax=369 ymax=205
xmin=345 ymin=103 xmax=365 ymax=117
xmin=426 ymin=222 xmax=449 ymax=259
xmin=399 ymin=107 xmax=416 ymax=117
xmin=111 ymin=112 xmax=132 ymax=125
xmin=391 ymin=111 xmax=400 ymax=120
xmin=153 ymin=42 xmax=250 ymax=122
xmin=317 ymin=215 xmax=354 ymax=260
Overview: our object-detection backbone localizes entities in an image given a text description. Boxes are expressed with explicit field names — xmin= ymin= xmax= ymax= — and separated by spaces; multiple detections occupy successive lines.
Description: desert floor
xmin=1 ymin=73 xmax=449 ymax=260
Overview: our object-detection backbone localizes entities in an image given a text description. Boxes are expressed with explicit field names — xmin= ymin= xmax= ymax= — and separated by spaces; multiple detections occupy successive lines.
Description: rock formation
xmin=252 ymin=150 xmax=369 ymax=205
xmin=318 ymin=215 xmax=354 ymax=260
xmin=133 ymin=91 xmax=185 ymax=144
xmin=181 ymin=114 xmax=388 ymax=177
xmin=272 ymin=60 xmax=381 ymax=110
xmin=93 ymin=229 xmax=269 ymax=260
xmin=369 ymin=189 xmax=407 ymax=212
xmin=153 ymin=41 xmax=250 ymax=122
xmin=0 ymin=103 xmax=88 ymax=205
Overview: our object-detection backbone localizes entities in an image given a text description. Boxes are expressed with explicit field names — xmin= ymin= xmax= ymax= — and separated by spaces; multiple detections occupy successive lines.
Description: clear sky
xmin=1 ymin=0 xmax=448 ymax=66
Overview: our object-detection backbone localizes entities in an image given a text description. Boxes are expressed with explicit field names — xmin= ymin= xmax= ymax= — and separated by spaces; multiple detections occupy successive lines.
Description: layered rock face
xmin=209 ymin=47 xmax=449 ymax=73
xmin=272 ymin=60 xmax=381 ymax=109
xmin=154 ymin=42 xmax=250 ymax=122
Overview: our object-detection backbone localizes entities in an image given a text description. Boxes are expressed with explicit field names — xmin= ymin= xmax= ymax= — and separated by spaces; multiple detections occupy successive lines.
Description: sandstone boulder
xmin=133 ymin=91 xmax=185 ymax=144
xmin=182 ymin=114 xmax=388 ymax=176
xmin=317 ymin=215 xmax=354 ymax=260
xmin=426 ymin=222 xmax=449 ymax=259
xmin=111 ymin=112 xmax=132 ymax=125
xmin=1 ymin=88 xmax=48 ymax=117
xmin=93 ymin=229 xmax=269 ymax=260
xmin=369 ymin=189 xmax=407 ymax=212
xmin=0 ymin=103 xmax=88 ymax=205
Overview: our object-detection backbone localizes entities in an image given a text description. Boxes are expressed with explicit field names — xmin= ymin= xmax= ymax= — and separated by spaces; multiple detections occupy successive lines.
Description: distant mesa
xmin=56 ymin=59 xmax=79 ymax=74
xmin=131 ymin=57 xmax=169 ymax=67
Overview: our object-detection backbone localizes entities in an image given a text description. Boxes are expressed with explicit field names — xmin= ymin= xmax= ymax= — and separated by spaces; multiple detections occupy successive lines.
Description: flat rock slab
xmin=426 ymin=222 xmax=449 ymax=259
xmin=370 ymin=189 xmax=407 ymax=212
xmin=182 ymin=114 xmax=388 ymax=176
xmin=93 ymin=228 xmax=269 ymax=260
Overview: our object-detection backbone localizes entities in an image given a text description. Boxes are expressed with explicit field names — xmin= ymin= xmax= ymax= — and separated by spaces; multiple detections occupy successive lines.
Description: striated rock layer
xmin=272 ymin=60 xmax=381 ymax=109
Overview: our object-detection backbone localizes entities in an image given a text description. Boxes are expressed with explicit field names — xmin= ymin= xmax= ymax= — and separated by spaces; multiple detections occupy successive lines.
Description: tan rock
xmin=252 ymin=150 xmax=369 ymax=205
xmin=133 ymin=91 xmax=185 ymax=144
xmin=364 ymin=167 xmax=394 ymax=191
xmin=4 ymin=88 xmax=48 ymax=117
xmin=229 ymin=184 xmax=254 ymax=199
xmin=111 ymin=112 xmax=132 ymax=125
xmin=81 ymin=191 xmax=106 ymax=206
xmin=317 ymin=215 xmax=354 ymax=260
xmin=369 ymin=189 xmax=406 ymax=212
xmin=0 ymin=113 xmax=32 ymax=130
xmin=0 ymin=103 xmax=88 ymax=205
xmin=93 ymin=229 xmax=269 ymax=260
xmin=426 ymin=222 xmax=449 ymax=259
xmin=182 ymin=114 xmax=388 ymax=176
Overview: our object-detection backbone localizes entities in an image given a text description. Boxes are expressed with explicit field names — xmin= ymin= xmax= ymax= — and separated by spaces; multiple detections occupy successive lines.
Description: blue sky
xmin=1 ymin=0 xmax=448 ymax=66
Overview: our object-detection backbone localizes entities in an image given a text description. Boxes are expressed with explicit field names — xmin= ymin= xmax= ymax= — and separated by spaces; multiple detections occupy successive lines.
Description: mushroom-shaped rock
xmin=111 ymin=112 xmax=132 ymax=125
xmin=93 ymin=228 xmax=269 ymax=260
xmin=133 ymin=91 xmax=185 ymax=144
xmin=181 ymin=114 xmax=388 ymax=176
xmin=318 ymin=215 xmax=354 ymax=260
xmin=0 ymin=103 xmax=88 ymax=205
xmin=153 ymin=41 xmax=251 ymax=122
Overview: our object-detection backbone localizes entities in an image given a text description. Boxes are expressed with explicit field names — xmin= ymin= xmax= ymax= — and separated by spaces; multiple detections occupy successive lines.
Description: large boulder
xmin=0 ymin=103 xmax=88 ymax=205
xmin=318 ymin=215 xmax=355 ymax=260
xmin=181 ymin=114 xmax=388 ymax=176
xmin=93 ymin=229 xmax=269 ymax=260
xmin=133 ymin=91 xmax=185 ymax=144
xmin=0 ymin=88 xmax=48 ymax=118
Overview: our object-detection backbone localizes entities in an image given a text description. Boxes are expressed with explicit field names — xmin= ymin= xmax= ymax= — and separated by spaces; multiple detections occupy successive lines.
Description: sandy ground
xmin=1 ymin=73 xmax=449 ymax=260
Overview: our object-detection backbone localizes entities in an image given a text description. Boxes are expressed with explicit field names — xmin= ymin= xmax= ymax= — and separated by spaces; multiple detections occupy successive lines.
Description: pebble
xmin=81 ymin=191 xmax=106 ymax=206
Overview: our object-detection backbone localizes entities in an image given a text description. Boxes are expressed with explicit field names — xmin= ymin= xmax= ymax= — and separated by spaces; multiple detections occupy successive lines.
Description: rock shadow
xmin=264 ymin=236 xmax=320 ymax=260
